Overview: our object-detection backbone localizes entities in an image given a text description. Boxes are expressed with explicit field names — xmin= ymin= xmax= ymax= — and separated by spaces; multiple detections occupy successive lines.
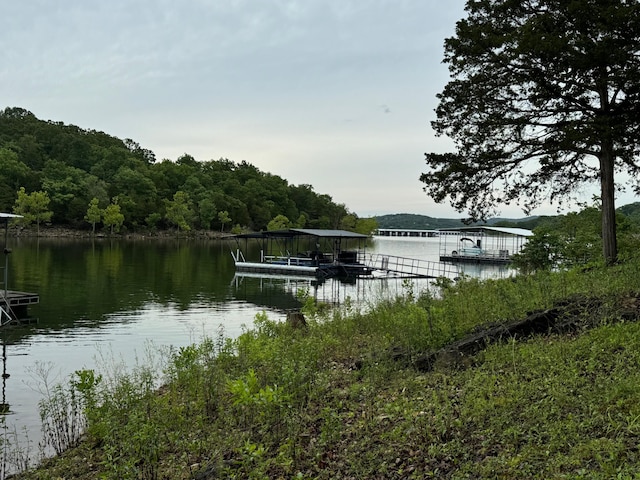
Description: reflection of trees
xmin=4 ymin=239 xmax=238 ymax=335
xmin=9 ymin=238 xmax=52 ymax=292
xmin=100 ymin=242 xmax=123 ymax=278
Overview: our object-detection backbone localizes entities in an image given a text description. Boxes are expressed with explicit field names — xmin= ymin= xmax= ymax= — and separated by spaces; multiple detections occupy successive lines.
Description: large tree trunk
xmin=600 ymin=142 xmax=617 ymax=265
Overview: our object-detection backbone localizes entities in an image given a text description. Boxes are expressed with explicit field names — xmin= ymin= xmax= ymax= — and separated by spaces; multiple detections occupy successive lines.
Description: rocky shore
xmin=9 ymin=225 xmax=233 ymax=240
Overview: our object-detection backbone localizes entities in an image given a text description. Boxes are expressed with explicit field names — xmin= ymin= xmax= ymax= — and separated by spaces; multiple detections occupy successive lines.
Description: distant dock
xmin=376 ymin=228 xmax=439 ymax=237
xmin=438 ymin=226 xmax=533 ymax=265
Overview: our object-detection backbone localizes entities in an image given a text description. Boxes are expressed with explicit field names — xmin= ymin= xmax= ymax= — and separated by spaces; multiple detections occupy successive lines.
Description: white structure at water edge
xmin=438 ymin=226 xmax=534 ymax=264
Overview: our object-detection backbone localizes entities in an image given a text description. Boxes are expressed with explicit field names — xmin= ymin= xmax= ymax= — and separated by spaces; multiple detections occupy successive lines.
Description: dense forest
xmin=0 ymin=107 xmax=375 ymax=234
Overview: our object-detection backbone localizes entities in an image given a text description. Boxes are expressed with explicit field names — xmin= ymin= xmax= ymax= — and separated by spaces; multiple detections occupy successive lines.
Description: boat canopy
xmin=439 ymin=226 xmax=533 ymax=237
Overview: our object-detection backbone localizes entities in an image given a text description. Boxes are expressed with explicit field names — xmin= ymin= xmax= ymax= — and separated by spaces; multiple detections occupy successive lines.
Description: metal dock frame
xmin=364 ymin=253 xmax=461 ymax=280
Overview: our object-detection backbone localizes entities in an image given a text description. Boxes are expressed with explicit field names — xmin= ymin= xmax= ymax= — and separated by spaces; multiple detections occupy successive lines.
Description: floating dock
xmin=439 ymin=252 xmax=511 ymax=265
xmin=1 ymin=287 xmax=40 ymax=326
xmin=231 ymin=228 xmax=373 ymax=280
xmin=232 ymin=229 xmax=461 ymax=281
xmin=1 ymin=290 xmax=39 ymax=312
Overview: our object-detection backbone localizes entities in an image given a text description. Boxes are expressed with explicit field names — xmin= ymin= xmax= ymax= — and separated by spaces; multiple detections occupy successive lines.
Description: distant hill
xmin=375 ymin=204 xmax=640 ymax=232
xmin=617 ymin=202 xmax=640 ymax=225
xmin=373 ymin=214 xmax=465 ymax=230
xmin=373 ymin=213 xmax=542 ymax=230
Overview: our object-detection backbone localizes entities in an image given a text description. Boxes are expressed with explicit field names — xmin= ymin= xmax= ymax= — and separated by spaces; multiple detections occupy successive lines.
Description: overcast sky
xmin=2 ymin=0 xmax=629 ymax=219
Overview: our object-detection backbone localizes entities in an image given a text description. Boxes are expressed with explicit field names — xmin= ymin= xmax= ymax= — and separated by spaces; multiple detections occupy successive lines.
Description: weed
xmin=28 ymin=362 xmax=86 ymax=457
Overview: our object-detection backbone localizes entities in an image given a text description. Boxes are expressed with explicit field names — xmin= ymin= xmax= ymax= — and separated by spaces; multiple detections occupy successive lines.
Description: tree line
xmin=0 ymin=107 xmax=376 ymax=235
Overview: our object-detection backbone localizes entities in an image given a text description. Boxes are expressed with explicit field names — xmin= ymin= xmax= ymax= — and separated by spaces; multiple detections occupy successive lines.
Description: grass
xmin=9 ymin=258 xmax=640 ymax=479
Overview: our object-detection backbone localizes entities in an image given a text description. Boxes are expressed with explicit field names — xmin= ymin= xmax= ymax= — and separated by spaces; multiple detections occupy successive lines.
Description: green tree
xmin=218 ymin=210 xmax=231 ymax=233
xmin=421 ymin=0 xmax=640 ymax=265
xmin=198 ymin=196 xmax=217 ymax=230
xmin=355 ymin=217 xmax=378 ymax=236
xmin=0 ymin=148 xmax=31 ymax=211
xmin=513 ymin=201 xmax=635 ymax=271
xmin=267 ymin=214 xmax=291 ymax=231
xmin=339 ymin=214 xmax=357 ymax=232
xmin=12 ymin=187 xmax=53 ymax=236
xmin=84 ymin=197 xmax=102 ymax=234
xmin=294 ymin=213 xmax=307 ymax=228
xmin=103 ymin=198 xmax=125 ymax=235
xmin=145 ymin=212 xmax=162 ymax=230
xmin=110 ymin=166 xmax=158 ymax=227
xmin=165 ymin=191 xmax=195 ymax=233
xmin=511 ymin=229 xmax=563 ymax=274
xmin=41 ymin=160 xmax=85 ymax=223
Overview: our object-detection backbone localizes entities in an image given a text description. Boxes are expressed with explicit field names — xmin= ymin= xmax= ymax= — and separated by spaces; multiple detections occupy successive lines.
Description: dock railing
xmin=363 ymin=253 xmax=460 ymax=280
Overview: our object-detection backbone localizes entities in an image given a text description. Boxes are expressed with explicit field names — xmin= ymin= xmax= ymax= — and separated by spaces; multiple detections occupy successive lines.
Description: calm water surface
xmin=0 ymin=235 xmax=508 ymax=466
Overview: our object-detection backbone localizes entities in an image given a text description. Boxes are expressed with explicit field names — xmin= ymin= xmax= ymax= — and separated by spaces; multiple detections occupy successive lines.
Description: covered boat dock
xmin=231 ymin=228 xmax=372 ymax=279
xmin=439 ymin=226 xmax=533 ymax=264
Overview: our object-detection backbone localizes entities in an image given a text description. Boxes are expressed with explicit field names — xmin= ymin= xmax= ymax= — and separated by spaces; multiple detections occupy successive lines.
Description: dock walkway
xmin=365 ymin=254 xmax=460 ymax=280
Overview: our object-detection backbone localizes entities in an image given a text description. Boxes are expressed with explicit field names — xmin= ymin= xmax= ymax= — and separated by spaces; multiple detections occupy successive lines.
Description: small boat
xmin=451 ymin=237 xmax=483 ymax=257
xmin=439 ymin=227 xmax=534 ymax=264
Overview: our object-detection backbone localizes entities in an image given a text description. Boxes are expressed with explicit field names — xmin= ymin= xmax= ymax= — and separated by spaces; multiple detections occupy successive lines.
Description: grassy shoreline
xmin=9 ymin=259 xmax=640 ymax=479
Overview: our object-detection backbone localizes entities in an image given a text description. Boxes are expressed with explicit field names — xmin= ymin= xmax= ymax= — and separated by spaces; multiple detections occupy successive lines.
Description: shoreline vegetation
xmin=7 ymin=255 xmax=640 ymax=479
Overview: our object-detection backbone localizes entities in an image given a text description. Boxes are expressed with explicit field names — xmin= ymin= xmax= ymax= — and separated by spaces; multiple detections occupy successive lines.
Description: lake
xmin=0 ymin=235 xmax=509 ymax=470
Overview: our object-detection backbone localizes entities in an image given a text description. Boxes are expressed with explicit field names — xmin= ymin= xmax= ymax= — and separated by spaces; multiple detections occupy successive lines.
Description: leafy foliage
xmin=165 ymin=191 xmax=195 ymax=233
xmin=513 ymin=202 xmax=640 ymax=271
xmin=267 ymin=214 xmax=292 ymax=231
xmin=102 ymin=199 xmax=125 ymax=235
xmin=12 ymin=187 xmax=53 ymax=235
xmin=84 ymin=197 xmax=102 ymax=234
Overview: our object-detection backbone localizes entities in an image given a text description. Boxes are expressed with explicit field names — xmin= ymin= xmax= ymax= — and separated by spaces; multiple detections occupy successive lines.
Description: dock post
xmin=2 ymin=217 xmax=10 ymax=307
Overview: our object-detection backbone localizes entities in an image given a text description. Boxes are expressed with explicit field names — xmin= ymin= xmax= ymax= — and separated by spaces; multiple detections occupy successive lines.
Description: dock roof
xmin=0 ymin=213 xmax=22 ymax=225
xmin=233 ymin=228 xmax=369 ymax=240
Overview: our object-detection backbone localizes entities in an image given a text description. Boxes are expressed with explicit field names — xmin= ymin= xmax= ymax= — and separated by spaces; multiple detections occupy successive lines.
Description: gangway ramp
xmin=364 ymin=254 xmax=460 ymax=280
